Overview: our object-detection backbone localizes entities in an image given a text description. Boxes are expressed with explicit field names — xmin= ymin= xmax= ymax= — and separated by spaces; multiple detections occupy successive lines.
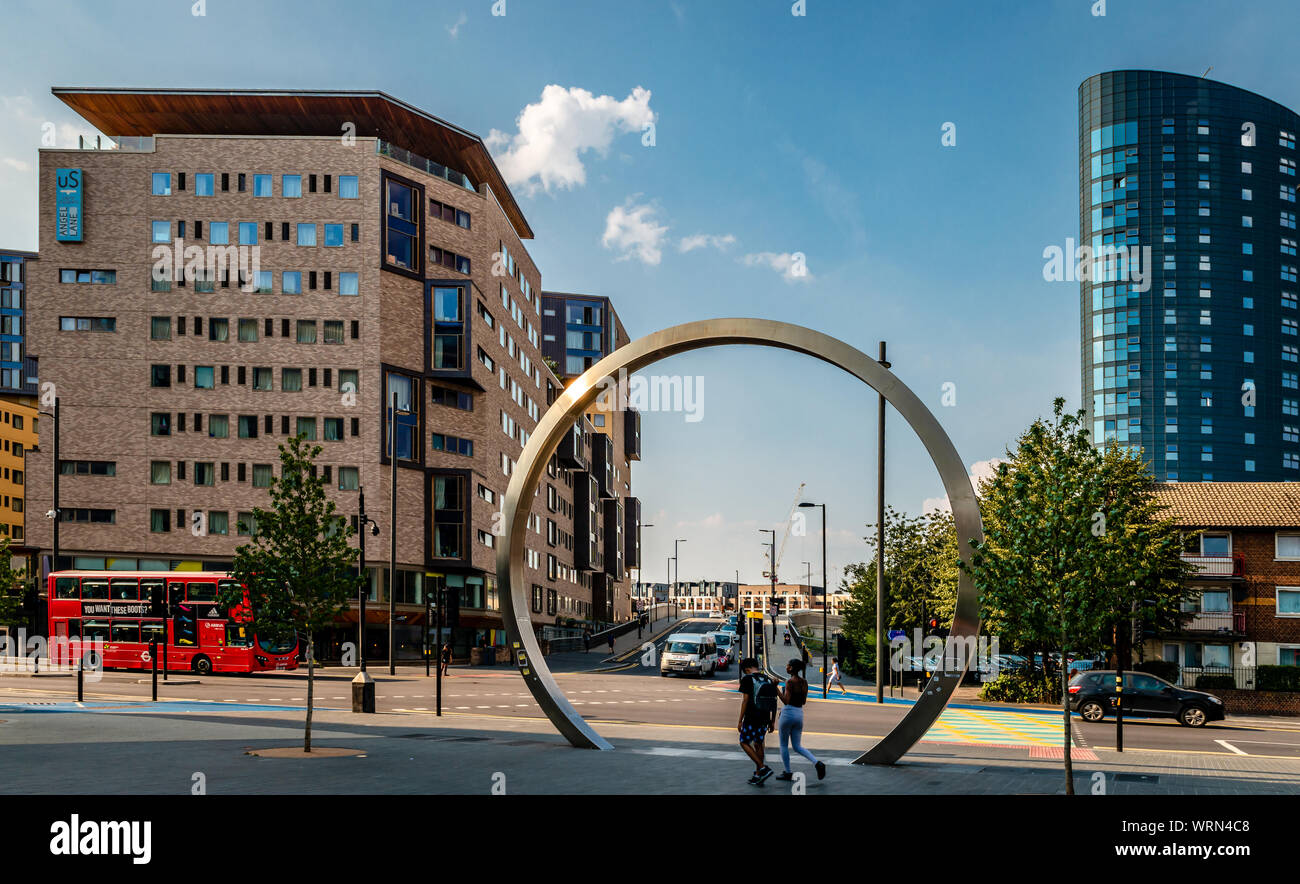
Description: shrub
xmin=1194 ymin=674 xmax=1237 ymax=690
xmin=979 ymin=670 xmax=1061 ymax=704
xmin=1135 ymin=659 xmax=1180 ymax=684
xmin=1257 ymin=665 xmax=1300 ymax=692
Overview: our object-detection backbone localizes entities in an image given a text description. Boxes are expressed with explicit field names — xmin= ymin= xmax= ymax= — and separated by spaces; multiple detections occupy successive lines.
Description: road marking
xmin=1215 ymin=739 xmax=1248 ymax=756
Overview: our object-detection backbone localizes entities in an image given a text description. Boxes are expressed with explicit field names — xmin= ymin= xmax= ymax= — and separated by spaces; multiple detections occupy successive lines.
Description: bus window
xmin=110 ymin=579 xmax=139 ymax=600
xmin=186 ymin=582 xmax=218 ymax=602
xmin=81 ymin=579 xmax=110 ymax=600
xmin=142 ymin=580 xmax=166 ymax=616
xmin=174 ymin=606 xmax=198 ymax=647
xmin=64 ymin=620 xmax=81 ymax=638
xmin=54 ymin=577 xmax=80 ymax=599
xmin=226 ymin=624 xmax=252 ymax=647
xmin=140 ymin=621 xmax=166 ymax=645
xmin=110 ymin=622 xmax=140 ymax=643
xmin=82 ymin=620 xmax=111 ymax=641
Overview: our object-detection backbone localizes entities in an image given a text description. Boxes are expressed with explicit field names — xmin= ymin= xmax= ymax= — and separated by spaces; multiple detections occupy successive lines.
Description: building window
xmin=433 ymin=475 xmax=464 ymax=558
xmin=431 ymin=286 xmax=464 ymax=370
xmin=340 ymin=272 xmax=359 ymax=296
xmin=1279 ymin=534 xmax=1300 ymax=560
xmin=385 ymin=372 xmax=418 ymax=461
xmin=282 ymin=174 xmax=302 ymax=198
xmin=151 ymin=173 xmax=171 ymax=195
xmin=150 ymin=509 xmax=170 ymax=533
xmin=383 ymin=175 xmax=420 ymax=273
xmin=339 ymin=175 xmax=359 ymax=199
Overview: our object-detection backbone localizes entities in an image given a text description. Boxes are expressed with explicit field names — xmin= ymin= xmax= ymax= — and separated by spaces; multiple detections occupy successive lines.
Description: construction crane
xmin=762 ymin=482 xmax=806 ymax=584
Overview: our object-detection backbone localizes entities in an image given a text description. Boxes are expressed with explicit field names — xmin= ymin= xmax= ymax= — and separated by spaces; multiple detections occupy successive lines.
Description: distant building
xmin=1149 ymin=482 xmax=1300 ymax=684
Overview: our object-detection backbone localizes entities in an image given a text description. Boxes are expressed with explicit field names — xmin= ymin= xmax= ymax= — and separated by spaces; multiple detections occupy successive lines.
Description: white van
xmin=660 ymin=633 xmax=717 ymax=677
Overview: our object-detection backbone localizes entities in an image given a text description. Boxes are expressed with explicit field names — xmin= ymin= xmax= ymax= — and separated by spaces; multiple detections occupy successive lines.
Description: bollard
xmin=77 ymin=658 xmax=84 ymax=702
xmin=151 ymin=641 xmax=158 ymax=701
xmin=351 ymin=670 xmax=375 ymax=713
xmin=162 ymin=640 xmax=168 ymax=681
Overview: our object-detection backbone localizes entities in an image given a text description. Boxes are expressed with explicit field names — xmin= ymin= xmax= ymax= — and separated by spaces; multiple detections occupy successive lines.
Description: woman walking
xmin=775 ymin=658 xmax=826 ymax=781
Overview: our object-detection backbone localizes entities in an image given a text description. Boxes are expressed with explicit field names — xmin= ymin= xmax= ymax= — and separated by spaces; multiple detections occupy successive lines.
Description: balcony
xmin=377 ymin=140 xmax=476 ymax=193
xmin=1178 ymin=610 xmax=1246 ymax=635
xmin=1180 ymin=553 xmax=1244 ymax=578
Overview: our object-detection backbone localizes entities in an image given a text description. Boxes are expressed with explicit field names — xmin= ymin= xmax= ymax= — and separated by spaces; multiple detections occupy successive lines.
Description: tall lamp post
xmin=37 ymin=397 xmax=60 ymax=572
xmin=759 ymin=529 xmax=776 ymax=642
xmin=799 ymin=502 xmax=828 ymax=698
xmin=673 ymin=538 xmax=686 ymax=619
xmin=639 ymin=523 xmax=654 ymax=621
xmin=387 ymin=386 xmax=411 ymax=677
xmin=875 ymin=341 xmax=890 ymax=704
xmin=352 ymin=488 xmax=380 ymax=713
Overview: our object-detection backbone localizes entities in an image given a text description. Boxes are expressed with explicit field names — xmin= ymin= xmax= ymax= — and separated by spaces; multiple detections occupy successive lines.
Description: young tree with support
xmin=220 ymin=434 xmax=361 ymax=752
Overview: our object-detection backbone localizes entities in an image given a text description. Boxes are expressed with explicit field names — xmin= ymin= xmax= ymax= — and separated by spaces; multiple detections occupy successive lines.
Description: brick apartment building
xmin=1148 ymin=482 xmax=1300 ymax=683
xmin=540 ymin=291 xmax=642 ymax=621
xmin=25 ymin=88 xmax=640 ymax=660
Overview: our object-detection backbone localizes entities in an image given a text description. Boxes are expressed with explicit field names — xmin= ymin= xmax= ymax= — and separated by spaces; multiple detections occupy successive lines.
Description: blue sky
xmin=3 ymin=0 xmax=1299 ymax=590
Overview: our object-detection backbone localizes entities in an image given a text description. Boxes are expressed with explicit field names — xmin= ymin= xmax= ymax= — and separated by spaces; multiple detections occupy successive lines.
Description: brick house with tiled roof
xmin=1149 ymin=483 xmax=1300 ymax=685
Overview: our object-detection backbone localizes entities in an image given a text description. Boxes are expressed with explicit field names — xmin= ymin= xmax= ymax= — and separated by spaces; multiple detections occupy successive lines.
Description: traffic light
xmin=927 ymin=617 xmax=939 ymax=636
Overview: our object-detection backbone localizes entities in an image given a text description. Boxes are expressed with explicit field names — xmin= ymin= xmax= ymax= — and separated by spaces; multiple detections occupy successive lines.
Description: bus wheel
xmin=81 ymin=650 xmax=101 ymax=672
xmin=192 ymin=655 xmax=212 ymax=676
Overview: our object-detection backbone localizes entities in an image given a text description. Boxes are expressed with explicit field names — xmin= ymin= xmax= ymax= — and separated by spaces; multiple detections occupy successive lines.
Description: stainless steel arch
xmin=494 ymin=318 xmax=983 ymax=763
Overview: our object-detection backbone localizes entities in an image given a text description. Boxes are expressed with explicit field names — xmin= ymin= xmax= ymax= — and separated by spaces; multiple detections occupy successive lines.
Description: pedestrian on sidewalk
xmin=607 ymin=633 xmax=615 ymax=655
xmin=737 ymin=657 xmax=777 ymax=785
xmin=775 ymin=658 xmax=826 ymax=782
xmin=440 ymin=643 xmax=451 ymax=676
xmin=583 ymin=628 xmax=592 ymax=653
xmin=828 ymin=657 xmax=847 ymax=695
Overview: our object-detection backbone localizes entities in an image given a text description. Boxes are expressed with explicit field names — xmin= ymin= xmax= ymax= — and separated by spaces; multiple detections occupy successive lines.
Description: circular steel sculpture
xmin=495 ymin=318 xmax=983 ymax=763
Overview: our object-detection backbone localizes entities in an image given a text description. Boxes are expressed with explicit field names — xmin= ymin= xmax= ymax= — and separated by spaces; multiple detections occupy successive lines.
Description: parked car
xmin=660 ymin=633 xmax=718 ymax=678
xmin=1068 ymin=670 xmax=1225 ymax=727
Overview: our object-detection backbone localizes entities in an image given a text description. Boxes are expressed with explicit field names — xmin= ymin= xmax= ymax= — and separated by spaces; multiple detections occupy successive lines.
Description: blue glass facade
xmin=0 ymin=251 xmax=36 ymax=397
xmin=539 ymin=292 xmax=616 ymax=378
xmin=1080 ymin=71 xmax=1300 ymax=481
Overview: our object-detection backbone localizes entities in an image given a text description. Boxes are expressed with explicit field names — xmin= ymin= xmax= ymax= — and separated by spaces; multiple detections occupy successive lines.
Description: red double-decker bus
xmin=47 ymin=570 xmax=298 ymax=675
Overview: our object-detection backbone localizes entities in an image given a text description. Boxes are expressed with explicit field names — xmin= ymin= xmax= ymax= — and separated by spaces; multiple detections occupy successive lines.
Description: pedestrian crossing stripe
xmin=921 ymin=708 xmax=1072 ymax=748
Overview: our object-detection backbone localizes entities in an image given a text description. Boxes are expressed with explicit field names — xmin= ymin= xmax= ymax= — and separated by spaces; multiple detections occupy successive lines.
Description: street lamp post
xmin=352 ymin=487 xmax=379 ymax=713
xmin=759 ymin=529 xmax=776 ymax=643
xmin=799 ymin=502 xmax=828 ymax=698
xmin=875 ymin=341 xmax=890 ymax=704
xmin=37 ymin=398 xmax=61 ymax=572
xmin=673 ymin=538 xmax=686 ymax=620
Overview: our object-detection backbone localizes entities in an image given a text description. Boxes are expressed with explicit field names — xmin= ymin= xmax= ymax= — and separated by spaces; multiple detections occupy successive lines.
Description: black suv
xmin=1068 ymin=670 xmax=1226 ymax=728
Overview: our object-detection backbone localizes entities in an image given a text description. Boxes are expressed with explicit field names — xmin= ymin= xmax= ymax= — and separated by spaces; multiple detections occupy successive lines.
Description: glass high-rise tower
xmin=1081 ymin=70 xmax=1300 ymax=481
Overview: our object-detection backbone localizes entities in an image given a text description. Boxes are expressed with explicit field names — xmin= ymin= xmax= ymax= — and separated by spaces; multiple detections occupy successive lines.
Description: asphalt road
xmin=5 ymin=617 xmax=1300 ymax=762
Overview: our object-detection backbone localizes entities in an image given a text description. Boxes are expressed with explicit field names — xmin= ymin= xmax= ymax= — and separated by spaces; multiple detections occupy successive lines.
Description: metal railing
xmin=1180 ymin=553 xmax=1245 ymax=577
xmin=376 ymin=140 xmax=476 ymax=193
xmin=1176 ymin=610 xmax=1246 ymax=634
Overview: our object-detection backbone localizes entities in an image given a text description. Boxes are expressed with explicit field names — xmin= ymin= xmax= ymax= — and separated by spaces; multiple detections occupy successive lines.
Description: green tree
xmin=219 ymin=435 xmax=360 ymax=752
xmin=841 ymin=507 xmax=958 ymax=677
xmin=963 ymin=399 xmax=1191 ymax=794
xmin=0 ymin=537 xmax=31 ymax=629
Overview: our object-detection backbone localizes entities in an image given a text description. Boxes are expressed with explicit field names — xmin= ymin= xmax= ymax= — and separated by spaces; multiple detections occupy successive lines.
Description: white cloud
xmin=2 ymin=158 xmax=29 ymax=172
xmin=678 ymin=232 xmax=736 ymax=253
xmin=922 ymin=458 xmax=1005 ymax=514
xmin=447 ymin=11 xmax=467 ymax=38
xmin=602 ymin=197 xmax=668 ymax=265
xmin=486 ymin=85 xmax=655 ymax=195
xmin=741 ymin=251 xmax=813 ymax=283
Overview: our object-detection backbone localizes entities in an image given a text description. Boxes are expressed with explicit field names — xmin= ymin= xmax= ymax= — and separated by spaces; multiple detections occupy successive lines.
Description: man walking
xmin=737 ymin=657 xmax=777 ymax=785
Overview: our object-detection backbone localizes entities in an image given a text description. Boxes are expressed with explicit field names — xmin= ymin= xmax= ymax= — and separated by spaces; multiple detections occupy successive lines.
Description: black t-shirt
xmin=739 ymin=673 xmax=772 ymax=726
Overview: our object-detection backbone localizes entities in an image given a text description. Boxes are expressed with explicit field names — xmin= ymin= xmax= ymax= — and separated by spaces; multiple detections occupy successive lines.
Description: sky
xmin=3 ymin=0 xmax=1299 ymax=591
